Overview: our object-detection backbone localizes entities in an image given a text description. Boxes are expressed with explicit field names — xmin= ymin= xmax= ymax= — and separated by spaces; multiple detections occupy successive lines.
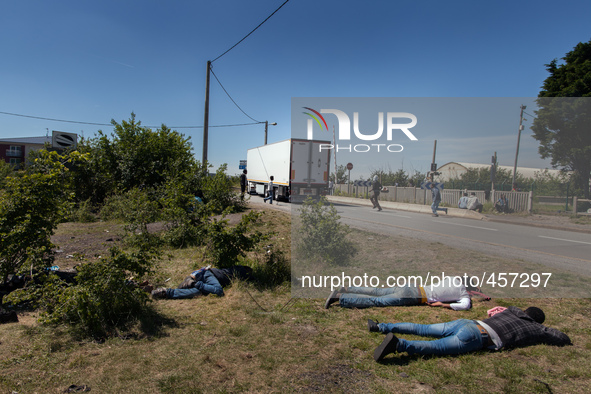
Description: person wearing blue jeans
xmin=167 ymin=270 xmax=224 ymax=299
xmin=324 ymin=276 xmax=471 ymax=311
xmin=151 ymin=269 xmax=224 ymax=299
xmin=263 ymin=176 xmax=274 ymax=204
xmin=429 ymin=183 xmax=447 ymax=217
xmin=376 ymin=319 xmax=485 ymax=357
xmin=335 ymin=286 xmax=422 ymax=309
xmin=370 ymin=306 xmax=571 ymax=361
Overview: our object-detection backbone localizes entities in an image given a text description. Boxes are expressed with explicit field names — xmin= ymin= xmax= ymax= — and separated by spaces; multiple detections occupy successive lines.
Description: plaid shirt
xmin=483 ymin=306 xmax=571 ymax=349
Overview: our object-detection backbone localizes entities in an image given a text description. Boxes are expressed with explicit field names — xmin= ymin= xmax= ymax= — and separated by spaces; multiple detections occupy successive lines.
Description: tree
xmin=0 ymin=151 xmax=77 ymax=283
xmin=332 ymin=164 xmax=349 ymax=184
xmin=0 ymin=160 xmax=13 ymax=189
xmin=532 ymin=40 xmax=591 ymax=198
xmin=370 ymin=167 xmax=409 ymax=186
xmin=71 ymin=113 xmax=197 ymax=205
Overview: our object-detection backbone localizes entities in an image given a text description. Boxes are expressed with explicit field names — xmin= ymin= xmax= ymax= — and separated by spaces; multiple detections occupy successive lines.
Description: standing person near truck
xmin=263 ymin=176 xmax=274 ymax=204
xmin=370 ymin=176 xmax=382 ymax=211
xmin=240 ymin=169 xmax=248 ymax=199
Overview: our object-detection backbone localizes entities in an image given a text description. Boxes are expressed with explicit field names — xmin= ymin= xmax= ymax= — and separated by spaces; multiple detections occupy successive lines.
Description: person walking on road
xmin=430 ymin=182 xmax=447 ymax=217
xmin=263 ymin=175 xmax=274 ymax=204
xmin=370 ymin=175 xmax=382 ymax=211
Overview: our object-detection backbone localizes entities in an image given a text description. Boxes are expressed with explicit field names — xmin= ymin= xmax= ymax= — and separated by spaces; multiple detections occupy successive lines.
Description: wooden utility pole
xmin=202 ymin=60 xmax=211 ymax=164
xmin=512 ymin=105 xmax=526 ymax=189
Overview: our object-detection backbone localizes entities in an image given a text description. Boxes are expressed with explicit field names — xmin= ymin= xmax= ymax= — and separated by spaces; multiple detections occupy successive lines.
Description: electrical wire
xmin=211 ymin=0 xmax=290 ymax=63
xmin=210 ymin=66 xmax=261 ymax=123
xmin=0 ymin=110 xmax=261 ymax=129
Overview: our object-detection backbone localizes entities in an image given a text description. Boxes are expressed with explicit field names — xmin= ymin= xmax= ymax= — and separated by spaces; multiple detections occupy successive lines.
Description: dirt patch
xmin=50 ymin=222 xmax=126 ymax=269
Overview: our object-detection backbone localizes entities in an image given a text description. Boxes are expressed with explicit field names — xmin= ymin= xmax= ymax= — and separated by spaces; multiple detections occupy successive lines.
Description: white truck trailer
xmin=246 ymin=139 xmax=331 ymax=202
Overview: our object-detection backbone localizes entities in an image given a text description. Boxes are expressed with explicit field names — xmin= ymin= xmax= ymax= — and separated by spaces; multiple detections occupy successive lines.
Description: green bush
xmin=5 ymin=247 xmax=158 ymax=339
xmin=67 ymin=198 xmax=97 ymax=223
xmin=202 ymin=164 xmax=246 ymax=214
xmin=0 ymin=151 xmax=74 ymax=283
xmin=203 ymin=211 xmax=268 ymax=268
xmin=297 ymin=197 xmax=358 ymax=266
xmin=251 ymin=245 xmax=290 ymax=288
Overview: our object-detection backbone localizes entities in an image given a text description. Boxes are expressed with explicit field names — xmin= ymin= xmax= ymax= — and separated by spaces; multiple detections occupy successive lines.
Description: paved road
xmin=247 ymin=193 xmax=591 ymax=276
xmin=332 ymin=202 xmax=591 ymax=276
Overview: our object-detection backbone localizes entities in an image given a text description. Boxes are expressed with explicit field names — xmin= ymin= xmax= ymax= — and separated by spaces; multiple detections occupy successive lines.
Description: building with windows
xmin=0 ymin=132 xmax=77 ymax=167
xmin=0 ymin=136 xmax=51 ymax=167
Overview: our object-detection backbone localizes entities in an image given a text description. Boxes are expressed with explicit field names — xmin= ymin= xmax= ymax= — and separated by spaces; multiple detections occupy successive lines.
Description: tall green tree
xmin=532 ymin=40 xmax=591 ymax=198
xmin=72 ymin=113 xmax=197 ymax=204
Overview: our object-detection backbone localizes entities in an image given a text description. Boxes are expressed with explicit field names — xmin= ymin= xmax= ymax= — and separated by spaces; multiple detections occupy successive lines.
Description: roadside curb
xmin=326 ymin=196 xmax=486 ymax=220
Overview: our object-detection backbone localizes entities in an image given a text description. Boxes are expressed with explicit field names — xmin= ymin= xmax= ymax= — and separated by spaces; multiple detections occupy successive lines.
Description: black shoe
xmin=368 ymin=319 xmax=380 ymax=332
xmin=444 ymin=208 xmax=448 ymax=215
xmin=378 ymin=208 xmax=382 ymax=211
xmin=373 ymin=333 xmax=399 ymax=362
xmin=324 ymin=289 xmax=340 ymax=309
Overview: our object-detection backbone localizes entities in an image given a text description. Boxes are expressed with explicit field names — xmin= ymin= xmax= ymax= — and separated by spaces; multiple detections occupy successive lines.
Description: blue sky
xmin=1 ymin=0 xmax=590 ymax=177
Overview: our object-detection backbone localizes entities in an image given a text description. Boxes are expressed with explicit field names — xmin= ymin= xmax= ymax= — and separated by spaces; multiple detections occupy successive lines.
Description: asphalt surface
xmin=247 ymin=193 xmax=591 ymax=277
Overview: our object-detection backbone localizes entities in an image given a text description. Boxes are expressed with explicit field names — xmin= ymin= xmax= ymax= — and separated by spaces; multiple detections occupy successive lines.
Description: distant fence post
xmin=527 ymin=191 xmax=533 ymax=213
xmin=573 ymin=196 xmax=578 ymax=216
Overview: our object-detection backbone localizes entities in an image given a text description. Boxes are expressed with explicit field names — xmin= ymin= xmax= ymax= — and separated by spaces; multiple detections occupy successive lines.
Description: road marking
xmin=438 ymin=221 xmax=498 ymax=231
xmin=538 ymin=236 xmax=591 ymax=245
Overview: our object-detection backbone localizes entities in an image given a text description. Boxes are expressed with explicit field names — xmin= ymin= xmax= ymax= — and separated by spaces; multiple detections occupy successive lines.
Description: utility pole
xmin=511 ymin=105 xmax=526 ymax=189
xmin=332 ymin=125 xmax=338 ymax=184
xmin=491 ymin=151 xmax=497 ymax=191
xmin=264 ymin=121 xmax=277 ymax=145
xmin=430 ymin=140 xmax=437 ymax=181
xmin=202 ymin=60 xmax=211 ymax=164
xmin=264 ymin=121 xmax=269 ymax=145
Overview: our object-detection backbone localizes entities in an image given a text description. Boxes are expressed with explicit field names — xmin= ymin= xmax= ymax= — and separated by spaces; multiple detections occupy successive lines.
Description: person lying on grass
xmin=369 ymin=306 xmax=571 ymax=362
xmin=324 ymin=276 xmax=471 ymax=311
xmin=151 ymin=265 xmax=252 ymax=299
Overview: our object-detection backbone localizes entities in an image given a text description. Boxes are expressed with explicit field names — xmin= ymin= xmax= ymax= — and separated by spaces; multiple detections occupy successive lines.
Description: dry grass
xmin=1 ymin=207 xmax=590 ymax=393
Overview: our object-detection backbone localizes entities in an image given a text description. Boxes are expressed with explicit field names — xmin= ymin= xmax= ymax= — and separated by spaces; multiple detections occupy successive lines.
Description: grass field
xmin=1 ymin=207 xmax=590 ymax=393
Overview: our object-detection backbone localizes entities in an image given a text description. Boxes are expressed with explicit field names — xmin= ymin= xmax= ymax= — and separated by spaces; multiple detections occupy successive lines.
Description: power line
xmin=210 ymin=66 xmax=261 ymax=123
xmin=211 ymin=0 xmax=290 ymax=63
xmin=0 ymin=110 xmax=261 ymax=129
xmin=0 ymin=111 xmax=112 ymax=126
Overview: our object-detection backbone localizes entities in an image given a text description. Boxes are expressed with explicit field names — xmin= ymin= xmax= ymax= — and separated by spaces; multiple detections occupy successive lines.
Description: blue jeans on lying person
xmin=378 ymin=319 xmax=485 ymax=356
xmin=338 ymin=286 xmax=421 ymax=308
xmin=166 ymin=270 xmax=224 ymax=299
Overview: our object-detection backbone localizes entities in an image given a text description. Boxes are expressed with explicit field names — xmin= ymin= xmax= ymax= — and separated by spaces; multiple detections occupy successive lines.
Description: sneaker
xmin=377 ymin=208 xmax=382 ymax=211
xmin=432 ymin=213 xmax=439 ymax=217
xmin=444 ymin=208 xmax=448 ymax=215
xmin=373 ymin=333 xmax=399 ymax=362
xmin=324 ymin=289 xmax=340 ymax=309
xmin=368 ymin=319 xmax=380 ymax=333
xmin=151 ymin=287 xmax=168 ymax=299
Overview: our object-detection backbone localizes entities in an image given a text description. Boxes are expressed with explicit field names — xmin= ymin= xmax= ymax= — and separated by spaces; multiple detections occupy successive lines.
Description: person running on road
xmin=370 ymin=175 xmax=382 ymax=211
